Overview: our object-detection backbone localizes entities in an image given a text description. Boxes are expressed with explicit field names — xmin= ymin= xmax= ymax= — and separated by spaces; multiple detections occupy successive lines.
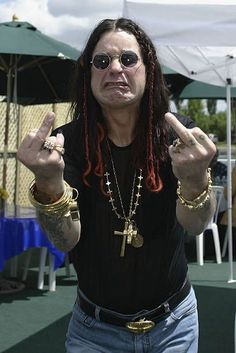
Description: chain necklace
xmin=104 ymin=140 xmax=144 ymax=257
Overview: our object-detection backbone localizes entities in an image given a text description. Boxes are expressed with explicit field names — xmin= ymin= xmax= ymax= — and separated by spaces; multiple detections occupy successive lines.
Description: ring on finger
xmin=53 ymin=144 xmax=65 ymax=155
xmin=41 ymin=139 xmax=55 ymax=152
xmin=173 ymin=138 xmax=183 ymax=148
xmin=172 ymin=138 xmax=184 ymax=153
xmin=173 ymin=147 xmax=181 ymax=153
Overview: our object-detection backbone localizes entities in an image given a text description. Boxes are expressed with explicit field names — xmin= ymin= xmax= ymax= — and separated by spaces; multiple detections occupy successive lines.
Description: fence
xmin=0 ymin=102 xmax=71 ymax=206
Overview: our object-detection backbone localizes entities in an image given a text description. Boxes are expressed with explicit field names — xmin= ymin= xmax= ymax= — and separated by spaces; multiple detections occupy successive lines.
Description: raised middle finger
xmin=30 ymin=112 xmax=55 ymax=151
xmin=165 ymin=112 xmax=199 ymax=148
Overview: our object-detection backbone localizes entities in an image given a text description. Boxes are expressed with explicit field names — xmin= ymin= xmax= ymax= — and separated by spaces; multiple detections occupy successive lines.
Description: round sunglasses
xmin=90 ymin=51 xmax=140 ymax=70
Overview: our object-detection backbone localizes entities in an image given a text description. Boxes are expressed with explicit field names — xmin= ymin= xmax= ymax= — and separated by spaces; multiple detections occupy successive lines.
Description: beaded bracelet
xmin=177 ymin=168 xmax=212 ymax=210
xmin=28 ymin=180 xmax=79 ymax=221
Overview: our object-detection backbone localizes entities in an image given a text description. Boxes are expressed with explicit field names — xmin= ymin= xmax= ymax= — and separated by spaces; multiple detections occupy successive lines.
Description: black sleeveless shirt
xmin=58 ymin=114 xmax=195 ymax=314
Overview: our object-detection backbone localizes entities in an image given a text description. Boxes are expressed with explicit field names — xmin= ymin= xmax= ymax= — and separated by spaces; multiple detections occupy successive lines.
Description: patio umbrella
xmin=177 ymin=80 xmax=236 ymax=100
xmin=0 ymin=18 xmax=80 ymax=189
xmin=162 ymin=65 xmax=192 ymax=98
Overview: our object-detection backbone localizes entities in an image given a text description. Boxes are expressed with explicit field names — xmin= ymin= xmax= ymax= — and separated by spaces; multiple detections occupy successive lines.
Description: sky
xmin=0 ymin=0 xmax=124 ymax=51
xmin=0 ymin=0 xmax=228 ymax=111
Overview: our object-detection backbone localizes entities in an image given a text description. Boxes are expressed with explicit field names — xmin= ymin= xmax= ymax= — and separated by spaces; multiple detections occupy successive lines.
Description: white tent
xmin=123 ymin=0 xmax=236 ymax=281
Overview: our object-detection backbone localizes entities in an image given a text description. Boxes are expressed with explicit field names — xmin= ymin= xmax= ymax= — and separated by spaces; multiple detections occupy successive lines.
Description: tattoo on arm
xmin=37 ymin=211 xmax=72 ymax=250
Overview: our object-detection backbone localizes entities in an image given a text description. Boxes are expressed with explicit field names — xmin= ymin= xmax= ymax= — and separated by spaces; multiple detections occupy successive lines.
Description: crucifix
xmin=114 ymin=220 xmax=137 ymax=257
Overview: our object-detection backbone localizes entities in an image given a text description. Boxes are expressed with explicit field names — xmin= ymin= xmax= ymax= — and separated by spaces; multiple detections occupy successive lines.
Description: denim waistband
xmin=77 ymin=278 xmax=191 ymax=326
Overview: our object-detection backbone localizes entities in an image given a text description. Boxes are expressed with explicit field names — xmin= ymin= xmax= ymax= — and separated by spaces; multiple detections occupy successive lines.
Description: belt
xmin=77 ymin=278 xmax=191 ymax=333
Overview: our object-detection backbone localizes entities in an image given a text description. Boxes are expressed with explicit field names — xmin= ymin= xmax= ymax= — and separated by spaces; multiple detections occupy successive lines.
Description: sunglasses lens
xmin=92 ymin=54 xmax=110 ymax=70
xmin=121 ymin=52 xmax=138 ymax=67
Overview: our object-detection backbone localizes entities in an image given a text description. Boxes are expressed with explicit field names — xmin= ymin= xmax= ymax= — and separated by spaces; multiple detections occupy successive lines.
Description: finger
xmin=55 ymin=131 xmax=64 ymax=147
xmin=33 ymin=112 xmax=55 ymax=149
xmin=192 ymin=128 xmax=215 ymax=148
xmin=165 ymin=112 xmax=198 ymax=147
xmin=41 ymin=136 xmax=57 ymax=151
xmin=50 ymin=133 xmax=65 ymax=158
xmin=18 ymin=129 xmax=41 ymax=150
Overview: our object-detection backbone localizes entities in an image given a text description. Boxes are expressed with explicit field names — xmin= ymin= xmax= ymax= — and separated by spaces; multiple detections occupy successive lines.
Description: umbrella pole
xmin=13 ymin=65 xmax=19 ymax=207
xmin=2 ymin=60 xmax=13 ymax=191
xmin=226 ymin=81 xmax=236 ymax=283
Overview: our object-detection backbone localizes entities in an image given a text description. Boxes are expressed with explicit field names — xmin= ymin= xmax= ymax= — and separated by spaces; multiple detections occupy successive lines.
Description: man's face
xmin=90 ymin=30 xmax=146 ymax=111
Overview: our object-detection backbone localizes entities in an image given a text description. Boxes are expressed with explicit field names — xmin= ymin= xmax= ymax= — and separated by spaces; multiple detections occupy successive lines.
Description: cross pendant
xmin=114 ymin=221 xmax=137 ymax=257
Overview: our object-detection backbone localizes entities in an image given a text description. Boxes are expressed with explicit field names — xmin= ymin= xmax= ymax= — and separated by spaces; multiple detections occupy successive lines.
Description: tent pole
xmin=226 ymin=80 xmax=236 ymax=283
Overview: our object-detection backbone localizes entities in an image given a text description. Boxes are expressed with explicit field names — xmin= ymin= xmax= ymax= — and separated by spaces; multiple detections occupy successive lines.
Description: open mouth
xmin=105 ymin=82 xmax=129 ymax=88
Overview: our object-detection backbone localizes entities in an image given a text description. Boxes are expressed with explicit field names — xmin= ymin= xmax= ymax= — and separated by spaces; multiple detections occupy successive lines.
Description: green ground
xmin=1 ymin=247 xmax=236 ymax=353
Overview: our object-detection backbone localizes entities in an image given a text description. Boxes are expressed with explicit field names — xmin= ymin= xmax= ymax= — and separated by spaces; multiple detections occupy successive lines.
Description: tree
xmin=179 ymin=99 xmax=206 ymax=123
xmin=178 ymin=99 xmax=227 ymax=141
xmin=207 ymin=99 xmax=217 ymax=115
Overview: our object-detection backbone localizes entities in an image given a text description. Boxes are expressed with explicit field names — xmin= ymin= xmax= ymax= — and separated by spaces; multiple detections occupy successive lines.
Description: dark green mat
xmin=1 ymin=315 xmax=70 ymax=353
xmin=1 ymin=261 xmax=236 ymax=353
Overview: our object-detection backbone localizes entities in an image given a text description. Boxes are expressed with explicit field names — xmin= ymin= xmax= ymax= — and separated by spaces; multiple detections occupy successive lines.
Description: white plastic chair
xmin=196 ymin=185 xmax=223 ymax=266
xmin=22 ymin=248 xmax=71 ymax=291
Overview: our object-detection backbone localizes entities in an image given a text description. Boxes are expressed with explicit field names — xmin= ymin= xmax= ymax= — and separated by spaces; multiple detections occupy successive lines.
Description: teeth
xmin=107 ymin=82 xmax=126 ymax=86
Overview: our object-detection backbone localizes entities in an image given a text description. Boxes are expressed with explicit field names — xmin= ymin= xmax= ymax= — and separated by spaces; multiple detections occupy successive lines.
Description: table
xmin=0 ymin=216 xmax=66 ymax=271
xmin=0 ymin=205 xmax=66 ymax=291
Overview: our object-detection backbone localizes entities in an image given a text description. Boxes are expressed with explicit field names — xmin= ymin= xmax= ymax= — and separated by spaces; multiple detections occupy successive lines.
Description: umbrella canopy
xmin=0 ymin=19 xmax=80 ymax=192
xmin=178 ymin=81 xmax=236 ymax=100
xmin=162 ymin=65 xmax=192 ymax=98
xmin=0 ymin=57 xmax=77 ymax=105
xmin=0 ymin=20 xmax=80 ymax=104
xmin=162 ymin=65 xmax=236 ymax=99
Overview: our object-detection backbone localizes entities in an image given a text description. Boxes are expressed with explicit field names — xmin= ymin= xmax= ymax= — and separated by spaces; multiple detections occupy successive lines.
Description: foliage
xmin=178 ymin=99 xmax=227 ymax=141
xmin=0 ymin=187 xmax=9 ymax=200
xmin=179 ymin=99 xmax=205 ymax=122
xmin=207 ymin=99 xmax=217 ymax=115
xmin=208 ymin=112 xmax=227 ymax=141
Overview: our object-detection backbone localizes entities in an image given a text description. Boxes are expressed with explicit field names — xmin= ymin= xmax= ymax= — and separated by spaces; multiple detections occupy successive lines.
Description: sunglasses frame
xmin=90 ymin=50 xmax=140 ymax=71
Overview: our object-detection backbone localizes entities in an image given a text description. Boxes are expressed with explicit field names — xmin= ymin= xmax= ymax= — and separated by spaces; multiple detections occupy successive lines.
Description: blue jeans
xmin=65 ymin=287 xmax=198 ymax=353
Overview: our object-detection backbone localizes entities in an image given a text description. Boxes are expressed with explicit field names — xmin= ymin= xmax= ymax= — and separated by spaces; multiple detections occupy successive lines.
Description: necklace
xmin=104 ymin=141 xmax=144 ymax=257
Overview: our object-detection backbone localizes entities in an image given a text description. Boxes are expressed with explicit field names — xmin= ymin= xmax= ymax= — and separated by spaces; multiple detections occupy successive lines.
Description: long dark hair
xmin=70 ymin=18 xmax=170 ymax=192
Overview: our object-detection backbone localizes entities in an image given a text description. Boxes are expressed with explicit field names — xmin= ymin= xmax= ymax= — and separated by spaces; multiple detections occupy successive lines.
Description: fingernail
xmin=45 ymin=114 xmax=54 ymax=124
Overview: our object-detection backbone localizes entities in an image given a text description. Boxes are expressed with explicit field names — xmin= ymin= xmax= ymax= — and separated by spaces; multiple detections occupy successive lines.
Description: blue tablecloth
xmin=0 ymin=207 xmax=65 ymax=271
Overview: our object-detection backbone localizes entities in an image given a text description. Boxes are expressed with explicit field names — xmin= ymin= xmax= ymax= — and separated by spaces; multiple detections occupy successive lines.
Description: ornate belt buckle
xmin=126 ymin=318 xmax=155 ymax=333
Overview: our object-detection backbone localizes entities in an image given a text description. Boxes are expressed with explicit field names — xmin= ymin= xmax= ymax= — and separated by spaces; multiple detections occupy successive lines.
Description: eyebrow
xmin=93 ymin=50 xmax=139 ymax=56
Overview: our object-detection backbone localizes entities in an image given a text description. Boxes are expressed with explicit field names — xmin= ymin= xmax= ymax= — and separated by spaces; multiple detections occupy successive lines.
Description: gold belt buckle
xmin=126 ymin=318 xmax=155 ymax=333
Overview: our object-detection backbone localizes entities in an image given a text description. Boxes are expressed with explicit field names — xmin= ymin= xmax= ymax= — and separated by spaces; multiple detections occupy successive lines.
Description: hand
xmin=17 ymin=112 xmax=65 ymax=195
xmin=165 ymin=112 xmax=216 ymax=195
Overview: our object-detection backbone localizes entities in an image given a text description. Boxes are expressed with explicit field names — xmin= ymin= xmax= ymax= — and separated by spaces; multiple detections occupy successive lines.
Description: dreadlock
xmin=69 ymin=18 xmax=170 ymax=193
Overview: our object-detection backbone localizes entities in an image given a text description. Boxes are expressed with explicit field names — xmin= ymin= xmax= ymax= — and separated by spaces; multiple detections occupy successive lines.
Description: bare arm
xmin=37 ymin=210 xmax=80 ymax=252
xmin=17 ymin=112 xmax=81 ymax=252
xmin=165 ymin=113 xmax=217 ymax=236
xmin=176 ymin=182 xmax=216 ymax=236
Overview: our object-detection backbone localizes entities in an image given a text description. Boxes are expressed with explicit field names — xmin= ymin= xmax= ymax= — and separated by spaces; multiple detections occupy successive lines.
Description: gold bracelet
xmin=177 ymin=168 xmax=212 ymax=210
xmin=28 ymin=180 xmax=79 ymax=221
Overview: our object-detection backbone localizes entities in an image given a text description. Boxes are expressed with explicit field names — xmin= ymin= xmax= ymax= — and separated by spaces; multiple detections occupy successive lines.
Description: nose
xmin=109 ymin=57 xmax=123 ymax=72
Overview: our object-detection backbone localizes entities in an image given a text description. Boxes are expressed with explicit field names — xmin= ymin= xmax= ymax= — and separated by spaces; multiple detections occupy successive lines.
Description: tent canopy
xmin=123 ymin=0 xmax=236 ymax=281
xmin=123 ymin=0 xmax=236 ymax=87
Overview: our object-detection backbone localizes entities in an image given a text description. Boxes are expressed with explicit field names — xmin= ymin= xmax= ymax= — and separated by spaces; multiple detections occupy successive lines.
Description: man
xmin=17 ymin=18 xmax=216 ymax=353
